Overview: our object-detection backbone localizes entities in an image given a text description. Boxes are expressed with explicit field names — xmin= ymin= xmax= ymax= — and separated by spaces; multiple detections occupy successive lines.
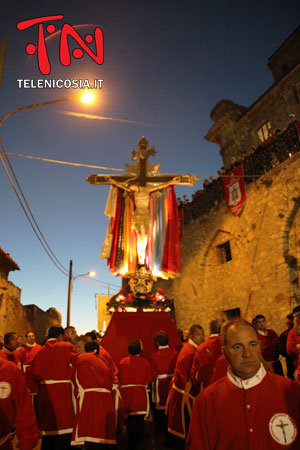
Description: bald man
xmin=187 ymin=319 xmax=300 ymax=450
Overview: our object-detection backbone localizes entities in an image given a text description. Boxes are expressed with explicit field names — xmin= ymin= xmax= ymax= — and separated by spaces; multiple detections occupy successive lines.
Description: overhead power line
xmin=0 ymin=141 xmax=124 ymax=288
xmin=0 ymin=150 xmax=124 ymax=172
xmin=0 ymin=139 xmax=69 ymax=275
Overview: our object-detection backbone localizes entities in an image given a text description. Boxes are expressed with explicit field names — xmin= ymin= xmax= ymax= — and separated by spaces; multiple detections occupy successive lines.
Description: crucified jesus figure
xmin=104 ymin=175 xmax=182 ymax=264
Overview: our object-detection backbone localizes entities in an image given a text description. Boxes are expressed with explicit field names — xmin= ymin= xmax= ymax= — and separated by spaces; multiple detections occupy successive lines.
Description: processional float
xmin=87 ymin=137 xmax=198 ymax=309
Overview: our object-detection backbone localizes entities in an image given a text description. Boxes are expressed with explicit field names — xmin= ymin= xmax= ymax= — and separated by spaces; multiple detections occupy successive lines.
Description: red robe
xmin=99 ymin=345 xmax=119 ymax=383
xmin=191 ymin=335 xmax=222 ymax=389
xmin=150 ymin=346 xmax=179 ymax=409
xmin=119 ymin=355 xmax=152 ymax=415
xmin=258 ymin=329 xmax=283 ymax=374
xmin=209 ymin=354 xmax=229 ymax=385
xmin=167 ymin=341 xmax=198 ymax=439
xmin=98 ymin=346 xmax=122 ymax=429
xmin=71 ymin=353 xmax=116 ymax=446
xmin=0 ymin=358 xmax=39 ymax=450
xmin=31 ymin=339 xmax=77 ymax=435
xmin=18 ymin=343 xmax=42 ymax=394
xmin=187 ymin=367 xmax=300 ymax=450
xmin=287 ymin=328 xmax=300 ymax=367
xmin=0 ymin=349 xmax=21 ymax=368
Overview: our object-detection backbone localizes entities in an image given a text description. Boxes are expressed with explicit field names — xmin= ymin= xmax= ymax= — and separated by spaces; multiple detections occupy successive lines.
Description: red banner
xmin=223 ymin=164 xmax=247 ymax=215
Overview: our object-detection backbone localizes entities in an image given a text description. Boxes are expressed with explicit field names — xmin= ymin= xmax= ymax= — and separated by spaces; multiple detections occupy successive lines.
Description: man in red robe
xmin=85 ymin=331 xmax=119 ymax=382
xmin=150 ymin=331 xmax=179 ymax=433
xmin=0 ymin=358 xmax=39 ymax=450
xmin=186 ymin=318 xmax=300 ymax=450
xmin=0 ymin=333 xmax=21 ymax=368
xmin=71 ymin=341 xmax=116 ymax=448
xmin=31 ymin=325 xmax=77 ymax=450
xmin=279 ymin=313 xmax=295 ymax=380
xmin=191 ymin=319 xmax=222 ymax=390
xmin=253 ymin=314 xmax=283 ymax=375
xmin=119 ymin=340 xmax=152 ymax=450
xmin=166 ymin=324 xmax=204 ymax=445
xmin=18 ymin=331 xmax=41 ymax=396
xmin=287 ymin=311 xmax=300 ymax=370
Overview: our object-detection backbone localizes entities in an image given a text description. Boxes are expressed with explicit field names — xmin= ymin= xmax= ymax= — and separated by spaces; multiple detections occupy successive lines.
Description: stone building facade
xmin=159 ymin=27 xmax=300 ymax=336
xmin=0 ymin=247 xmax=61 ymax=343
xmin=205 ymin=26 xmax=300 ymax=169
xmin=160 ymin=152 xmax=300 ymax=336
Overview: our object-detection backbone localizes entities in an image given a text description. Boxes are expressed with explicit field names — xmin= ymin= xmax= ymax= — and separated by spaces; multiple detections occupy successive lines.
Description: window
xmin=217 ymin=241 xmax=232 ymax=264
xmin=223 ymin=307 xmax=241 ymax=319
xmin=257 ymin=121 xmax=271 ymax=142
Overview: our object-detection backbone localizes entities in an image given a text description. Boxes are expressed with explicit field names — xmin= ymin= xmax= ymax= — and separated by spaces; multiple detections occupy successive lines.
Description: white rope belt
xmin=121 ymin=384 xmax=148 ymax=388
xmin=112 ymin=384 xmax=122 ymax=428
xmin=40 ymin=379 xmax=72 ymax=384
xmin=153 ymin=373 xmax=173 ymax=405
xmin=121 ymin=384 xmax=150 ymax=417
xmin=22 ymin=364 xmax=30 ymax=374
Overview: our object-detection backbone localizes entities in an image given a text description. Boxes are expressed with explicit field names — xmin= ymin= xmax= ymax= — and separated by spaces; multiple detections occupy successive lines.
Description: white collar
xmin=158 ymin=345 xmax=169 ymax=349
xmin=47 ymin=338 xmax=57 ymax=341
xmin=227 ymin=363 xmax=266 ymax=390
xmin=257 ymin=329 xmax=267 ymax=336
xmin=188 ymin=338 xmax=198 ymax=348
xmin=210 ymin=334 xmax=219 ymax=337
xmin=25 ymin=343 xmax=36 ymax=347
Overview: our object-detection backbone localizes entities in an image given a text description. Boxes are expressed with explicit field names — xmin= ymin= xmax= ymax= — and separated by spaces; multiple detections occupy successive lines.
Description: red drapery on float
xmin=161 ymin=186 xmax=181 ymax=277
xmin=103 ymin=185 xmax=181 ymax=279
xmin=100 ymin=312 xmax=182 ymax=366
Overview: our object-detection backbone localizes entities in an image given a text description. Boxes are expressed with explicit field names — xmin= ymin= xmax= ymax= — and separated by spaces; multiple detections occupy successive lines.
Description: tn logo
xmin=17 ymin=15 xmax=104 ymax=75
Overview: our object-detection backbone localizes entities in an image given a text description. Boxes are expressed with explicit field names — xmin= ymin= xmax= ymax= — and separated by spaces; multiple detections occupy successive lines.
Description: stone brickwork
xmin=0 ymin=247 xmax=62 ymax=343
xmin=0 ymin=288 xmax=62 ymax=344
xmin=159 ymin=153 xmax=300 ymax=337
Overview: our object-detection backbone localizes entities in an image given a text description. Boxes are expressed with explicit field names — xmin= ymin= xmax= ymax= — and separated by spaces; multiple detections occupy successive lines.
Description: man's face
xmin=255 ymin=318 xmax=266 ymax=331
xmin=223 ymin=324 xmax=261 ymax=380
xmin=8 ymin=334 xmax=18 ymax=350
xmin=26 ymin=332 xmax=35 ymax=345
xmin=191 ymin=328 xmax=204 ymax=346
xmin=66 ymin=328 xmax=78 ymax=344
xmin=75 ymin=340 xmax=85 ymax=353
xmin=183 ymin=329 xmax=190 ymax=341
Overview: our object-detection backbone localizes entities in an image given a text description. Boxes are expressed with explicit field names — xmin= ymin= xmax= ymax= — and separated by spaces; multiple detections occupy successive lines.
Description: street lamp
xmin=0 ymin=92 xmax=95 ymax=127
xmin=66 ymin=259 xmax=95 ymax=327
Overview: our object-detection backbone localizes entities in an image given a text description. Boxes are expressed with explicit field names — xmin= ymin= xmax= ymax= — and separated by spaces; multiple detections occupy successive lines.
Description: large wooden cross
xmin=86 ymin=136 xmax=199 ymax=188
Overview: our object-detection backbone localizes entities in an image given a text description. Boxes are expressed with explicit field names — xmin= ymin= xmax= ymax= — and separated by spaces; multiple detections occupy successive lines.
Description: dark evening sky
xmin=1 ymin=0 xmax=299 ymax=332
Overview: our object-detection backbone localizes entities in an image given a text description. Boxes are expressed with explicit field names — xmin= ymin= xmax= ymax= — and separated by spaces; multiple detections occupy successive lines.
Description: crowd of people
xmin=178 ymin=113 xmax=300 ymax=224
xmin=1 ymin=309 xmax=300 ymax=449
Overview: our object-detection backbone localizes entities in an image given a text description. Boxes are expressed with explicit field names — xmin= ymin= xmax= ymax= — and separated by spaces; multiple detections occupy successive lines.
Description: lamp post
xmin=66 ymin=260 xmax=95 ymax=327
xmin=0 ymin=92 xmax=95 ymax=327
xmin=0 ymin=92 xmax=95 ymax=128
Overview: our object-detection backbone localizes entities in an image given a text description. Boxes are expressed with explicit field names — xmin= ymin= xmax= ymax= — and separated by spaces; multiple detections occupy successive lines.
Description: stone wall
xmin=0 ymin=286 xmax=62 ymax=344
xmin=159 ymin=152 xmax=300 ymax=337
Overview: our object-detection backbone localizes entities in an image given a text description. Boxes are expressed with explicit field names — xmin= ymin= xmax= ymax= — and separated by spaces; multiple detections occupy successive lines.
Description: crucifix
xmin=86 ymin=136 xmax=198 ymax=188
xmin=87 ymin=137 xmax=198 ymax=291
xmin=276 ymin=419 xmax=289 ymax=444
xmin=0 ymin=383 xmax=8 ymax=398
